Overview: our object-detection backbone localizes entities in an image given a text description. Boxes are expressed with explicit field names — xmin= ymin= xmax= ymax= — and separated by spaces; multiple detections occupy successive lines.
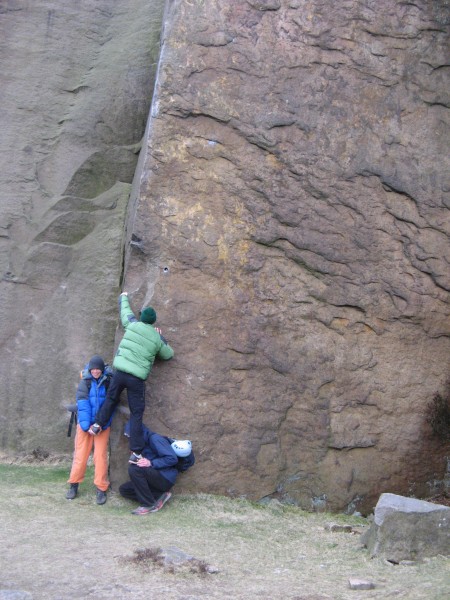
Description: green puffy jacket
xmin=113 ymin=295 xmax=174 ymax=380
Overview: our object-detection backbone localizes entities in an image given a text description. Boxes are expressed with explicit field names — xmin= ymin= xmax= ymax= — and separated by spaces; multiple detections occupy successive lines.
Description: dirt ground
xmin=0 ymin=459 xmax=449 ymax=600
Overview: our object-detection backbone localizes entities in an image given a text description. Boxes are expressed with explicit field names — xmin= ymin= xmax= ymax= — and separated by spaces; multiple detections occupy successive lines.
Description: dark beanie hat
xmin=140 ymin=307 xmax=157 ymax=324
xmin=88 ymin=355 xmax=105 ymax=371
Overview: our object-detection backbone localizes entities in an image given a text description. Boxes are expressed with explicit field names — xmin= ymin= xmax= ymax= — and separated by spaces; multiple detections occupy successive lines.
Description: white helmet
xmin=171 ymin=439 xmax=192 ymax=457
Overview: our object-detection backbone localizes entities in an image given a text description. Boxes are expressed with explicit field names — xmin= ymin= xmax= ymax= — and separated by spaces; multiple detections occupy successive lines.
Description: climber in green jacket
xmin=90 ymin=292 xmax=174 ymax=464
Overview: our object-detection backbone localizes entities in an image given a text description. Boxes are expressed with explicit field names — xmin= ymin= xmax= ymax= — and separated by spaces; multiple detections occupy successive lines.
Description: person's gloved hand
xmin=120 ymin=291 xmax=128 ymax=296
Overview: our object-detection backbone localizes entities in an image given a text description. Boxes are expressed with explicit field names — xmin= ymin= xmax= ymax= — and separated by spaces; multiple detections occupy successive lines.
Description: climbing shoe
xmin=128 ymin=452 xmax=143 ymax=465
xmin=149 ymin=492 xmax=172 ymax=512
xmin=131 ymin=505 xmax=154 ymax=515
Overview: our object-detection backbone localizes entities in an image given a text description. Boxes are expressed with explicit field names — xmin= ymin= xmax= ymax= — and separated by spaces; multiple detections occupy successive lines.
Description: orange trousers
xmin=67 ymin=425 xmax=110 ymax=492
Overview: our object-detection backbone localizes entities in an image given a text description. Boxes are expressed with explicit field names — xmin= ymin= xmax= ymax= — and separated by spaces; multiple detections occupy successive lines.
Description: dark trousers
xmin=95 ymin=369 xmax=146 ymax=453
xmin=119 ymin=465 xmax=172 ymax=507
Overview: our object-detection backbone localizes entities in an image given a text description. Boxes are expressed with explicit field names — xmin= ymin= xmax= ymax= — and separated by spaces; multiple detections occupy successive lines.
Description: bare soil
xmin=0 ymin=456 xmax=449 ymax=600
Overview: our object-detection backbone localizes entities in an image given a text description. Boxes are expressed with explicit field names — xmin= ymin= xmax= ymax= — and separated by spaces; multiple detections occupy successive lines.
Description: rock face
xmin=361 ymin=493 xmax=450 ymax=561
xmin=0 ymin=1 xmax=165 ymax=449
xmin=0 ymin=0 xmax=449 ymax=514
xmin=110 ymin=0 xmax=450 ymax=513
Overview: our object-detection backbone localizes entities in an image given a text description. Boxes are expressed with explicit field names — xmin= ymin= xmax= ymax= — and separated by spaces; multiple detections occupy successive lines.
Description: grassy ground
xmin=0 ymin=460 xmax=448 ymax=600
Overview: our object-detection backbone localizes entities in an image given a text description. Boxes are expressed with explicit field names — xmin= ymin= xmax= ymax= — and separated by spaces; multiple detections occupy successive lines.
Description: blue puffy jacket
xmin=76 ymin=366 xmax=113 ymax=432
xmin=125 ymin=422 xmax=195 ymax=484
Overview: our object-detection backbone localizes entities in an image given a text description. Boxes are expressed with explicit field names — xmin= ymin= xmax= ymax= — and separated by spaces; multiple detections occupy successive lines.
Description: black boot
xmin=96 ymin=488 xmax=107 ymax=505
xmin=66 ymin=483 xmax=78 ymax=500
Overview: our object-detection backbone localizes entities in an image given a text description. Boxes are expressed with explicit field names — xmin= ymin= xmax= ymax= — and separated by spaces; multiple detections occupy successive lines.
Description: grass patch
xmin=0 ymin=462 xmax=449 ymax=600
xmin=0 ymin=463 xmax=70 ymax=487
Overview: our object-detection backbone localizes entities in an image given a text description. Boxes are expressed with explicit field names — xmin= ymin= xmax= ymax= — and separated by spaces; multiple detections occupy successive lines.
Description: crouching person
xmin=66 ymin=355 xmax=113 ymax=505
xmin=119 ymin=422 xmax=195 ymax=515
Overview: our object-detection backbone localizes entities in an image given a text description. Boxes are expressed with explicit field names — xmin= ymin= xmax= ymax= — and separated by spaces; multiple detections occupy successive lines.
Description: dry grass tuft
xmin=122 ymin=545 xmax=216 ymax=576
xmin=123 ymin=546 xmax=165 ymax=568
xmin=426 ymin=382 xmax=450 ymax=442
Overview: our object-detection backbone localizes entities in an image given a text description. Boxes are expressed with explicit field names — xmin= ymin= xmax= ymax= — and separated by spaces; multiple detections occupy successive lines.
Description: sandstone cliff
xmin=110 ymin=0 xmax=450 ymax=513
xmin=0 ymin=0 xmax=165 ymax=447
xmin=1 ymin=0 xmax=449 ymax=513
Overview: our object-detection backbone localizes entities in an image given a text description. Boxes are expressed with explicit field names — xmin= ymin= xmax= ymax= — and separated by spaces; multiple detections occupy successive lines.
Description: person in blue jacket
xmin=119 ymin=422 xmax=195 ymax=515
xmin=66 ymin=355 xmax=113 ymax=505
